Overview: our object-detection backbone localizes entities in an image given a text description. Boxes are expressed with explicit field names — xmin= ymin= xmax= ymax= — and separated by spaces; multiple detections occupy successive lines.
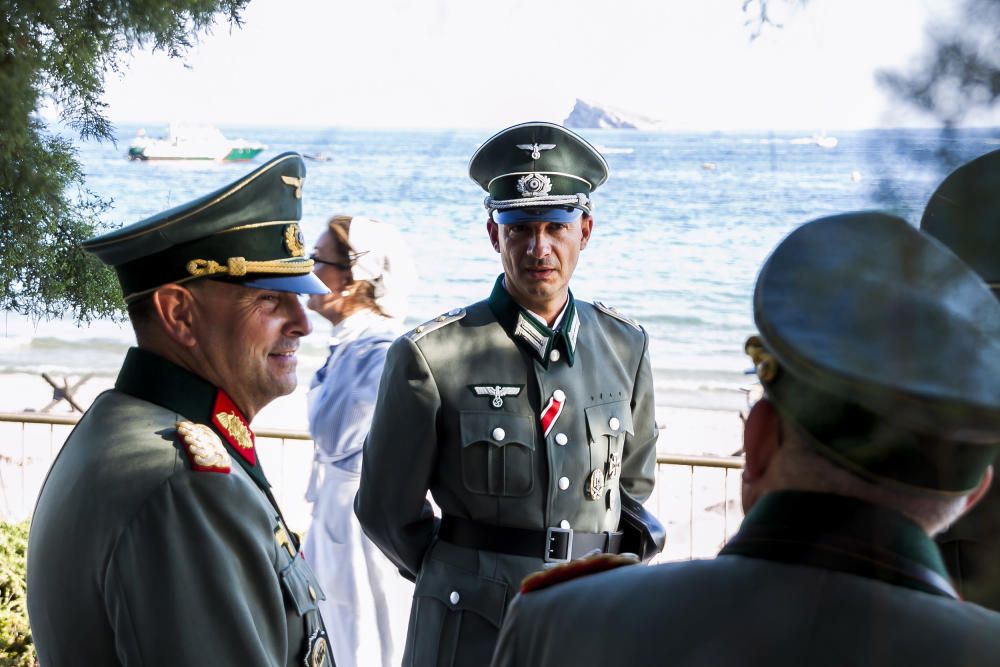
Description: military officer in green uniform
xmin=921 ymin=148 xmax=1000 ymax=611
xmin=355 ymin=122 xmax=661 ymax=667
xmin=27 ymin=153 xmax=336 ymax=666
xmin=491 ymin=212 xmax=1000 ymax=667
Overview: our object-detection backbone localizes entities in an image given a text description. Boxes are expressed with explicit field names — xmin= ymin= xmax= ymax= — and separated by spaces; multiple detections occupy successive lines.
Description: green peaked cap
xmin=83 ymin=152 xmax=327 ymax=302
xmin=752 ymin=211 xmax=1000 ymax=493
xmin=468 ymin=122 xmax=608 ymax=223
xmin=921 ymin=148 xmax=1000 ymax=294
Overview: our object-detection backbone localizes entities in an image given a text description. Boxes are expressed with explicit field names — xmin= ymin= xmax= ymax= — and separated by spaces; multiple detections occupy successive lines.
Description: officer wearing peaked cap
xmin=27 ymin=153 xmax=336 ymax=666
xmin=492 ymin=212 xmax=1000 ymax=667
xmin=355 ymin=122 xmax=662 ymax=667
xmin=922 ymin=148 xmax=1000 ymax=611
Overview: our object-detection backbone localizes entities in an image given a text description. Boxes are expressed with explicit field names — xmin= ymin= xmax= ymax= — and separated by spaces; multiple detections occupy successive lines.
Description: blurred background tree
xmin=0 ymin=0 xmax=248 ymax=323
xmin=746 ymin=0 xmax=999 ymax=127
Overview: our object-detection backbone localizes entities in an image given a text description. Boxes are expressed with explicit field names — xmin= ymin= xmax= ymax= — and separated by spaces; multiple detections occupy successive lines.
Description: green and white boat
xmin=127 ymin=124 xmax=267 ymax=161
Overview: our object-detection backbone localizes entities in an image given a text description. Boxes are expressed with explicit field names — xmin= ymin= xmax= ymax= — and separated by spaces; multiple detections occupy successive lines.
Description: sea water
xmin=3 ymin=125 xmax=999 ymax=414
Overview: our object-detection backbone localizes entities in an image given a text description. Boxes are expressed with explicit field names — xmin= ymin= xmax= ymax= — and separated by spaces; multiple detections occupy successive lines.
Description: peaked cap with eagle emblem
xmin=83 ymin=152 xmax=328 ymax=302
xmin=469 ymin=122 xmax=609 ymax=224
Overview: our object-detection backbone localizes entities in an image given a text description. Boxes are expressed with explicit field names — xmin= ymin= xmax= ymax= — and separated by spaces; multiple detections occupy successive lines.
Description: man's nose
xmin=527 ymin=231 xmax=551 ymax=258
xmin=285 ymin=295 xmax=313 ymax=337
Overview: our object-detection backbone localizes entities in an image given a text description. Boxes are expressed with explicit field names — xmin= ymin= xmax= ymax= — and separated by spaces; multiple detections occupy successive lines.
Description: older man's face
xmin=189 ymin=281 xmax=312 ymax=419
xmin=487 ymin=215 xmax=593 ymax=321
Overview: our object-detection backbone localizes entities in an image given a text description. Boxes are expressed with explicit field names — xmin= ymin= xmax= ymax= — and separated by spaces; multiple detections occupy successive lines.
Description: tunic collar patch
xmin=487 ymin=274 xmax=579 ymax=366
xmin=212 ymin=390 xmax=256 ymax=467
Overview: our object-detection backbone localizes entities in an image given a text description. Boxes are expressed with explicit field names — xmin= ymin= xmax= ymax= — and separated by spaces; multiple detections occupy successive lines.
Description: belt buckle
xmin=545 ymin=526 xmax=573 ymax=563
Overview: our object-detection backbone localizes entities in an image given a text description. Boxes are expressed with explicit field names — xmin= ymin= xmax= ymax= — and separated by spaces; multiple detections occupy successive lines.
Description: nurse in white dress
xmin=304 ymin=215 xmax=414 ymax=667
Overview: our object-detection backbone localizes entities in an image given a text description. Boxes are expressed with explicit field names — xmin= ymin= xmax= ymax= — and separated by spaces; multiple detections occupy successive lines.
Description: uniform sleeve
xmin=621 ymin=329 xmax=658 ymax=503
xmin=103 ymin=472 xmax=290 ymax=667
xmin=355 ymin=336 xmax=440 ymax=578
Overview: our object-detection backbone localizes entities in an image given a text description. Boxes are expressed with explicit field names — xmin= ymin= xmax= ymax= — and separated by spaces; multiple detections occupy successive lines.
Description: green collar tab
xmin=721 ymin=490 xmax=956 ymax=599
xmin=487 ymin=274 xmax=578 ymax=367
xmin=115 ymin=347 xmax=270 ymax=489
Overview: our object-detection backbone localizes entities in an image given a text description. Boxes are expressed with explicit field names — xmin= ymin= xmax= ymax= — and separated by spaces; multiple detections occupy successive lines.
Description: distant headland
xmin=563 ymin=98 xmax=662 ymax=130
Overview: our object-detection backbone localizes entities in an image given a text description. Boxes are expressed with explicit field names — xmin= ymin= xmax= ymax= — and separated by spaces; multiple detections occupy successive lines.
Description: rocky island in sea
xmin=563 ymin=98 xmax=662 ymax=129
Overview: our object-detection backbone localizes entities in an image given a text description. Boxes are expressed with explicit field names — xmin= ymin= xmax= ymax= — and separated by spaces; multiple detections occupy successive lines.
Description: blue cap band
xmin=242 ymin=272 xmax=330 ymax=295
xmin=493 ymin=207 xmax=584 ymax=224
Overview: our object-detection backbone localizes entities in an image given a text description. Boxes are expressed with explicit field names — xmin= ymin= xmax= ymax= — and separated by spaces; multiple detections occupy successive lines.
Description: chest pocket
xmin=586 ymin=400 xmax=634 ymax=470
xmin=460 ymin=411 xmax=535 ymax=497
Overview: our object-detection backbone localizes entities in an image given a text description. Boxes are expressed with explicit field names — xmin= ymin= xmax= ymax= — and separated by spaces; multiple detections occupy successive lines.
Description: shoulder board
xmin=593 ymin=301 xmax=642 ymax=331
xmin=176 ymin=421 xmax=231 ymax=474
xmin=406 ymin=308 xmax=466 ymax=342
xmin=520 ymin=553 xmax=639 ymax=594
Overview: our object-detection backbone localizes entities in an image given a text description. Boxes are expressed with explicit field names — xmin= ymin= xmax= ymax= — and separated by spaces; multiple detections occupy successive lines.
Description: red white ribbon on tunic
xmin=540 ymin=392 xmax=565 ymax=437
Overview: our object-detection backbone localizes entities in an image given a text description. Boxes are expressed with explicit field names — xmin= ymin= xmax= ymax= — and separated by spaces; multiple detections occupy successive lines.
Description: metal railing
xmin=0 ymin=412 xmax=745 ymax=559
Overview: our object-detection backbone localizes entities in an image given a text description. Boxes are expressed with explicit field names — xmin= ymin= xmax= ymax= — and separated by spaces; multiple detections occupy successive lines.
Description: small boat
xmin=128 ymin=124 xmax=267 ymax=161
xmin=790 ymin=132 xmax=838 ymax=149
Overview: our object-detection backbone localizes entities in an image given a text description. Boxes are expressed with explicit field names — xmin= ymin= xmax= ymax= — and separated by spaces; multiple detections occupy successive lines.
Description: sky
xmin=96 ymin=0 xmax=974 ymax=131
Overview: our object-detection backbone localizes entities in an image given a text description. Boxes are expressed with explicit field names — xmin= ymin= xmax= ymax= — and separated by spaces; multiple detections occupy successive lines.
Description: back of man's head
xmin=744 ymin=211 xmax=1000 ymax=528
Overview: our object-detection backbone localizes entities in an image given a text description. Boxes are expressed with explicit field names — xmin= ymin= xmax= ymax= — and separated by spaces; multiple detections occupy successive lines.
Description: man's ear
xmin=150 ymin=284 xmax=198 ymax=348
xmin=579 ymin=215 xmax=593 ymax=250
xmin=965 ymin=465 xmax=994 ymax=514
xmin=743 ymin=398 xmax=780 ymax=483
xmin=487 ymin=218 xmax=500 ymax=252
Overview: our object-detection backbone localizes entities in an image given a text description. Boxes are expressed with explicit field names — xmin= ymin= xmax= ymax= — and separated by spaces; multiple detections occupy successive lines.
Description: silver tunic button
xmin=558 ymin=476 xmax=570 ymax=490
xmin=555 ymin=433 xmax=568 ymax=446
xmin=449 ymin=591 xmax=460 ymax=605
xmin=553 ymin=389 xmax=566 ymax=402
xmin=609 ymin=416 xmax=621 ymax=431
xmin=549 ymin=348 xmax=561 ymax=362
xmin=559 ymin=520 xmax=571 ymax=529
xmin=492 ymin=427 xmax=506 ymax=441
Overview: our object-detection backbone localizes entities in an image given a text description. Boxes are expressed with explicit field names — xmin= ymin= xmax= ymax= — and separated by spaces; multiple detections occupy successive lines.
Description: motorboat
xmin=127 ymin=124 xmax=267 ymax=161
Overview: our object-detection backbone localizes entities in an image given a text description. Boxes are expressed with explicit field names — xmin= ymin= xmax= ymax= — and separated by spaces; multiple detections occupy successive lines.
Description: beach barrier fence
xmin=0 ymin=412 xmax=744 ymax=562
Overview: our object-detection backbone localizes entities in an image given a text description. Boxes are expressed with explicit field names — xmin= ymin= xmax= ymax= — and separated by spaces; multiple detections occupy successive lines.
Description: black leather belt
xmin=439 ymin=515 xmax=623 ymax=563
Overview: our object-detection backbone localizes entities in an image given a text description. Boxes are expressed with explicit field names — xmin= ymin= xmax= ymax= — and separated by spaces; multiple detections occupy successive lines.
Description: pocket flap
xmin=460 ymin=411 xmax=535 ymax=450
xmin=280 ymin=556 xmax=327 ymax=616
xmin=585 ymin=400 xmax=634 ymax=440
xmin=414 ymin=556 xmax=509 ymax=628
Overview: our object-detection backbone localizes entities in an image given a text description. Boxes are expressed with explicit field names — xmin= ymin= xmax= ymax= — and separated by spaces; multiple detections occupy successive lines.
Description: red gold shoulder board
xmin=176 ymin=421 xmax=231 ymax=473
xmin=520 ymin=552 xmax=639 ymax=594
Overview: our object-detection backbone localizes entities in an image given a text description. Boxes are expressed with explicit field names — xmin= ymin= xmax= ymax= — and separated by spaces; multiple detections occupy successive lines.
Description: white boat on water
xmin=790 ymin=132 xmax=838 ymax=149
xmin=128 ymin=124 xmax=267 ymax=161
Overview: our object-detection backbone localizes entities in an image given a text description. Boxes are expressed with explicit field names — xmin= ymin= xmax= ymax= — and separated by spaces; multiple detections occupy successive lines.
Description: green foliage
xmin=0 ymin=0 xmax=249 ymax=322
xmin=0 ymin=521 xmax=32 ymax=667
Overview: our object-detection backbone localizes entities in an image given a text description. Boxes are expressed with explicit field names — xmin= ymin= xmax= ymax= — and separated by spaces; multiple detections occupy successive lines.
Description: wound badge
xmin=176 ymin=421 xmax=231 ymax=473
xmin=304 ymin=629 xmax=331 ymax=667
xmin=516 ymin=172 xmax=553 ymax=198
xmin=469 ymin=384 xmax=523 ymax=409
xmin=284 ymin=223 xmax=306 ymax=257
xmin=585 ymin=468 xmax=605 ymax=500
xmin=607 ymin=451 xmax=622 ymax=480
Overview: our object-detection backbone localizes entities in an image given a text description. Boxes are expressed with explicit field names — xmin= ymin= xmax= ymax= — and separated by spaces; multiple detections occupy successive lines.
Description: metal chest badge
xmin=585 ymin=468 xmax=605 ymax=500
xmin=304 ymin=628 xmax=332 ymax=667
xmin=469 ymin=384 xmax=523 ymax=408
